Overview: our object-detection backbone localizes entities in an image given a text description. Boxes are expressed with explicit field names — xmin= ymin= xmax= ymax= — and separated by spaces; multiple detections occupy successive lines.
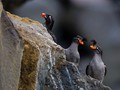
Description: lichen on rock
xmin=0 ymin=2 xmax=112 ymax=90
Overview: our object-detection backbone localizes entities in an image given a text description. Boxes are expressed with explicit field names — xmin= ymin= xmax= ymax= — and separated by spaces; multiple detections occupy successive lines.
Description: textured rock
xmin=0 ymin=3 xmax=23 ymax=90
xmin=0 ymin=2 xmax=112 ymax=90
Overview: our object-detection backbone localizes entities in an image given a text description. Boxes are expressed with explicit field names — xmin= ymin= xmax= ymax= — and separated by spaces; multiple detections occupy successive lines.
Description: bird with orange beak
xmin=65 ymin=35 xmax=87 ymax=66
xmin=41 ymin=13 xmax=57 ymax=43
xmin=86 ymin=40 xmax=107 ymax=82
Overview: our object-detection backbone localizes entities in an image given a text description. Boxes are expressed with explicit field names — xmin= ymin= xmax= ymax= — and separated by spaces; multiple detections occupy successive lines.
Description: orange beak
xmin=79 ymin=40 xmax=84 ymax=45
xmin=90 ymin=45 xmax=96 ymax=50
xmin=41 ymin=13 xmax=46 ymax=18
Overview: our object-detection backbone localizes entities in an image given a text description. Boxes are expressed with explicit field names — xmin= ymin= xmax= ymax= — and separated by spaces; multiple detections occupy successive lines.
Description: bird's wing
xmin=86 ymin=64 xmax=94 ymax=77
xmin=86 ymin=64 xmax=90 ymax=76
xmin=104 ymin=65 xmax=107 ymax=76
xmin=49 ymin=16 xmax=54 ymax=25
xmin=76 ymin=52 xmax=80 ymax=65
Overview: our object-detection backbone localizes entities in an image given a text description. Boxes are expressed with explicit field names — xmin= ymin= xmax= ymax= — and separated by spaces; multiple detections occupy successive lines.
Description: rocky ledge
xmin=0 ymin=2 xmax=112 ymax=90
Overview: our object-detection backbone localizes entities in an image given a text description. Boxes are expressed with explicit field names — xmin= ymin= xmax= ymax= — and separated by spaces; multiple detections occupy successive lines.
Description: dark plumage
xmin=86 ymin=40 xmax=107 ymax=82
xmin=41 ymin=13 xmax=57 ymax=43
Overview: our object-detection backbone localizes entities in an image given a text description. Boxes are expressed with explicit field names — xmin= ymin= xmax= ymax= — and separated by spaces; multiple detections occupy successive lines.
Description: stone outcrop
xmin=0 ymin=2 xmax=112 ymax=90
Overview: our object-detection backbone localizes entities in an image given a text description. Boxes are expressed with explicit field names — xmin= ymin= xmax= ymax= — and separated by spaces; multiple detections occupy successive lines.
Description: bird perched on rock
xmin=86 ymin=40 xmax=107 ymax=82
xmin=41 ymin=13 xmax=57 ymax=43
xmin=65 ymin=35 xmax=87 ymax=66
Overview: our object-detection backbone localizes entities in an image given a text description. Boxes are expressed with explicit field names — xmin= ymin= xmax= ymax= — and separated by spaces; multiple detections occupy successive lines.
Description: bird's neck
xmin=69 ymin=42 xmax=79 ymax=51
xmin=93 ymin=53 xmax=103 ymax=62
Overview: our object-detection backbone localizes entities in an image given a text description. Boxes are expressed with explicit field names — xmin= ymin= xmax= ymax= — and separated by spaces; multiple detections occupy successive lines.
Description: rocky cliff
xmin=0 ymin=2 xmax=112 ymax=90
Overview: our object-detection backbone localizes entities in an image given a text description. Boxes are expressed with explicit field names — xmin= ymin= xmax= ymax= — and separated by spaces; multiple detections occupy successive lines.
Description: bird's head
xmin=41 ymin=13 xmax=54 ymax=30
xmin=90 ymin=40 xmax=103 ymax=55
xmin=41 ymin=13 xmax=47 ymax=19
xmin=73 ymin=35 xmax=87 ymax=45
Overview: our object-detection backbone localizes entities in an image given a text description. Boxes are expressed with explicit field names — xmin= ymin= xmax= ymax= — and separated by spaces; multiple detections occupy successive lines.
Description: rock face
xmin=0 ymin=2 xmax=112 ymax=90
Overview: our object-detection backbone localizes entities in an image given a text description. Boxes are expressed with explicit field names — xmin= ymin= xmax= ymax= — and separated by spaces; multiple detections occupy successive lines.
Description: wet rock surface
xmin=0 ymin=2 xmax=112 ymax=90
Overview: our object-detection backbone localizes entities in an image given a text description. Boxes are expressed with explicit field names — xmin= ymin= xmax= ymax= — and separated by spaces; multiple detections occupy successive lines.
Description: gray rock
xmin=0 ymin=2 xmax=112 ymax=90
xmin=0 ymin=3 xmax=23 ymax=90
